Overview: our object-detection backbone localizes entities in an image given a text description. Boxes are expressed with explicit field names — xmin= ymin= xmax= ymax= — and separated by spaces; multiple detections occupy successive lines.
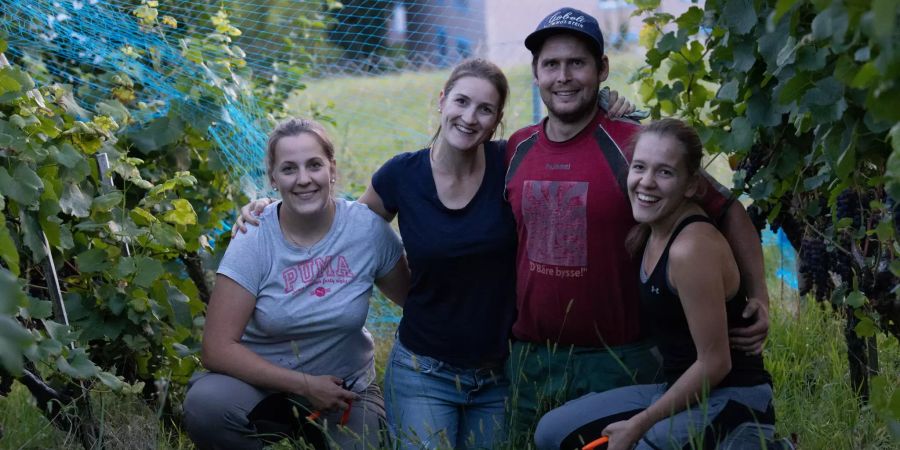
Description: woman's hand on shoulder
xmin=296 ymin=374 xmax=358 ymax=412
xmin=231 ymin=198 xmax=276 ymax=236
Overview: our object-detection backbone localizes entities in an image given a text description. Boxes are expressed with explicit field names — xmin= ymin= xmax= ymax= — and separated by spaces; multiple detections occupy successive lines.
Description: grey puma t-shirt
xmin=217 ymin=198 xmax=403 ymax=391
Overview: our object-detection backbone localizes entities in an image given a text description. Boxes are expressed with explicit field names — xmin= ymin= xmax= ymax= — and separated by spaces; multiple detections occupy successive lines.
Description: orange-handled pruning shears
xmin=305 ymin=378 xmax=357 ymax=425
xmin=339 ymin=378 xmax=357 ymax=425
xmin=582 ymin=436 xmax=609 ymax=450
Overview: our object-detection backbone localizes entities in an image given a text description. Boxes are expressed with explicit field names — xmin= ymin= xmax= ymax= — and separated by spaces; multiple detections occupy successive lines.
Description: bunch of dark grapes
xmin=736 ymin=145 xmax=767 ymax=189
xmin=770 ymin=203 xmax=803 ymax=250
xmin=831 ymin=237 xmax=853 ymax=289
xmin=746 ymin=204 xmax=767 ymax=238
xmin=836 ymin=189 xmax=862 ymax=229
xmin=799 ymin=237 xmax=829 ymax=300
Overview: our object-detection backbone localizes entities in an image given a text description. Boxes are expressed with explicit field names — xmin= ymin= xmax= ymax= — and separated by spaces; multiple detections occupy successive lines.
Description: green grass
xmin=3 ymin=55 xmax=898 ymax=448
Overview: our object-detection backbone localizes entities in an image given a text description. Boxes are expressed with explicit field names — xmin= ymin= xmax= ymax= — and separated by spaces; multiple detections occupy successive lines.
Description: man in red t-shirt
xmin=504 ymin=7 xmax=770 ymax=440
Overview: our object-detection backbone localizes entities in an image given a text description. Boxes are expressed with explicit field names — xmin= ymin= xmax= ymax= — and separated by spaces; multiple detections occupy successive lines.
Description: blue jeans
xmin=534 ymin=383 xmax=775 ymax=450
xmin=383 ymin=340 xmax=509 ymax=449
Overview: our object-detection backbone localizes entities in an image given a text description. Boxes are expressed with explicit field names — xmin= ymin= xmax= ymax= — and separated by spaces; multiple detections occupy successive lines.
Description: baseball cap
xmin=525 ymin=7 xmax=604 ymax=58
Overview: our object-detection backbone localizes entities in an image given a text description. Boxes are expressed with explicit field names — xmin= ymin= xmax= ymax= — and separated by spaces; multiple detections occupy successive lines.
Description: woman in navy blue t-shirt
xmin=362 ymin=59 xmax=517 ymax=449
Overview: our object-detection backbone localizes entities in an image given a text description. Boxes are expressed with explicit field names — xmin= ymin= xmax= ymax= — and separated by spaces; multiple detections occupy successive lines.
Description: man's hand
xmin=230 ymin=198 xmax=275 ymax=236
xmin=729 ymin=297 xmax=769 ymax=355
xmin=607 ymin=89 xmax=637 ymax=118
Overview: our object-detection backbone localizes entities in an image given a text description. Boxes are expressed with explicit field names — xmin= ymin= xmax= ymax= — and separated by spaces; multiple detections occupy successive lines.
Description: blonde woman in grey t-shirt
xmin=183 ymin=118 xmax=410 ymax=450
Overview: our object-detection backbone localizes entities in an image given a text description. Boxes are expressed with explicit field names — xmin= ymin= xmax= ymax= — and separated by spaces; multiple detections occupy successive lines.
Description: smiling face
xmin=270 ymin=132 xmax=335 ymax=218
xmin=627 ymin=132 xmax=699 ymax=225
xmin=534 ymin=33 xmax=608 ymax=124
xmin=437 ymin=76 xmax=502 ymax=151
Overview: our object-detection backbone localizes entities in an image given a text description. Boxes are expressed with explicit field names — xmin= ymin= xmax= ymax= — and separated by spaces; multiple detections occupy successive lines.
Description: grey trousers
xmin=183 ymin=372 xmax=387 ymax=450
xmin=534 ymin=383 xmax=775 ymax=450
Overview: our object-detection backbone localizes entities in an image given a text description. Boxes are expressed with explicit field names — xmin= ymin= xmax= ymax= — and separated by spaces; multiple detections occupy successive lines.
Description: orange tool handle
xmin=582 ymin=436 xmax=609 ymax=450
xmin=306 ymin=410 xmax=321 ymax=421
xmin=340 ymin=401 xmax=353 ymax=425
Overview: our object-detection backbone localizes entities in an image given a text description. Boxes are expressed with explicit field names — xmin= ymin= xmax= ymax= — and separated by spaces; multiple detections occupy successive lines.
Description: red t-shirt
xmin=504 ymin=112 xmax=731 ymax=347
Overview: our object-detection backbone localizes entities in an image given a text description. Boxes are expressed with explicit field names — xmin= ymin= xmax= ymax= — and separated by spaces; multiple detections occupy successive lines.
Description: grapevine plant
xmin=630 ymin=0 xmax=899 ymax=418
xmin=0 ymin=0 xmax=331 ymax=436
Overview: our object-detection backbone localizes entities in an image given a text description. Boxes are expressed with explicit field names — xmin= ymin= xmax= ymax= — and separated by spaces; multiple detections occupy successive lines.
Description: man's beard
xmin=548 ymin=91 xmax=599 ymax=124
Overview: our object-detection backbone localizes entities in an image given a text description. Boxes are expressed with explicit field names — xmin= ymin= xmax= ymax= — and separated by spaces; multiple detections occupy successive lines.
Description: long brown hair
xmin=624 ymin=118 xmax=705 ymax=256
xmin=429 ymin=58 xmax=509 ymax=147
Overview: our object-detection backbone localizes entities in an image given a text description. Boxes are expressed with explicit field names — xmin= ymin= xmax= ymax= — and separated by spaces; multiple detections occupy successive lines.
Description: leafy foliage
xmin=633 ymin=0 xmax=898 ymax=330
xmin=632 ymin=0 xmax=899 ymax=430
xmin=0 ymin=1 xmax=269 ymax=411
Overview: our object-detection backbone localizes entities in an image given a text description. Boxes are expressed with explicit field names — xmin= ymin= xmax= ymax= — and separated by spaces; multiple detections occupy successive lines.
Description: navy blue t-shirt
xmin=372 ymin=140 xmax=517 ymax=368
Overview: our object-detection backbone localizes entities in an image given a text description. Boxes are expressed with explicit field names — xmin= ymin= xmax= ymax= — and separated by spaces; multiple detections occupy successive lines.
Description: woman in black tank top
xmin=533 ymin=119 xmax=775 ymax=450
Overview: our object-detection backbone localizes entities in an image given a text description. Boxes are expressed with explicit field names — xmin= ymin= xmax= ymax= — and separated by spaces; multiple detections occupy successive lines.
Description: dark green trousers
xmin=504 ymin=339 xmax=662 ymax=447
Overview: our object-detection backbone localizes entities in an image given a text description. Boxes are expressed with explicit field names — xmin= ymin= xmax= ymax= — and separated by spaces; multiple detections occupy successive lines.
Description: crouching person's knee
xmin=533 ymin=408 xmax=571 ymax=450
xmin=182 ymin=373 xmax=265 ymax=450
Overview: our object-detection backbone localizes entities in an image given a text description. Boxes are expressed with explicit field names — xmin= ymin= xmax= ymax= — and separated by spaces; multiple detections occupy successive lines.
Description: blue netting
xmin=0 ymin=0 xmax=502 ymax=192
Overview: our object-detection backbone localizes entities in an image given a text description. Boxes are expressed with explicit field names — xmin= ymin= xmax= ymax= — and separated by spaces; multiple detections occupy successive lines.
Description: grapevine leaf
xmin=778 ymin=72 xmax=811 ymax=104
xmin=872 ymin=0 xmax=896 ymax=40
xmin=166 ymin=284 xmax=194 ymax=329
xmin=162 ymin=199 xmax=197 ymax=226
xmin=18 ymin=211 xmax=46 ymax=262
xmin=53 ymin=143 xmax=83 ymax=169
xmin=853 ymin=316 xmax=876 ymax=337
xmin=0 ymin=164 xmax=43 ymax=206
xmin=130 ymin=207 xmax=158 ymax=226
xmin=151 ymin=222 xmax=185 ymax=249
xmin=722 ymin=0 xmax=756 ymax=34
xmin=96 ymin=100 xmax=131 ymax=127
xmin=75 ymin=248 xmax=111 ymax=273
xmin=128 ymin=116 xmax=184 ymax=154
xmin=727 ymin=117 xmax=754 ymax=152
xmin=758 ymin=19 xmax=790 ymax=69
xmin=60 ymin=183 xmax=92 ymax=218
xmin=0 ymin=267 xmax=26 ymax=314
xmin=92 ymin=192 xmax=123 ymax=213
xmin=774 ymin=0 xmax=800 ymax=21
xmin=846 ymin=290 xmax=866 ymax=308
xmin=43 ymin=320 xmax=77 ymax=344
xmin=0 ymin=214 xmax=19 ymax=276
xmin=96 ymin=371 xmax=125 ymax=391
xmin=0 ymin=316 xmax=32 ymax=376
xmin=811 ymin=4 xmax=848 ymax=44
xmin=875 ymin=220 xmax=894 ymax=242
xmin=717 ymin=79 xmax=739 ymax=102
xmin=57 ymin=348 xmax=98 ymax=379
xmin=747 ymin=92 xmax=785 ymax=127
xmin=21 ymin=296 xmax=53 ymax=320
xmin=850 ymin=62 xmax=879 ymax=89
xmin=633 ymin=0 xmax=661 ymax=9
xmin=731 ymin=39 xmax=756 ymax=72
xmin=133 ymin=256 xmax=165 ymax=288
xmin=675 ymin=7 xmax=704 ymax=33
xmin=0 ymin=71 xmax=21 ymax=95
xmin=116 ymin=257 xmax=136 ymax=278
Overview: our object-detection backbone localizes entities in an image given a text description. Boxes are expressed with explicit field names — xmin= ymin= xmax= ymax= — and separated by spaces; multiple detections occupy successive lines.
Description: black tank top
xmin=639 ymin=215 xmax=771 ymax=388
